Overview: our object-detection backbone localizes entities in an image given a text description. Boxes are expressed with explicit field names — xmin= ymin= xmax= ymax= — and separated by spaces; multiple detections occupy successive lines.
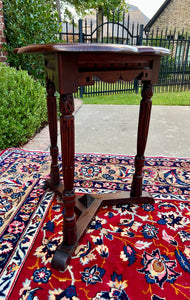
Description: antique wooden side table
xmin=15 ymin=43 xmax=170 ymax=271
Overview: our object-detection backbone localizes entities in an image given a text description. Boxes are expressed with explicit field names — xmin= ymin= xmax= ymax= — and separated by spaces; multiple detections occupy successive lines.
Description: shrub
xmin=3 ymin=0 xmax=60 ymax=82
xmin=0 ymin=64 xmax=47 ymax=149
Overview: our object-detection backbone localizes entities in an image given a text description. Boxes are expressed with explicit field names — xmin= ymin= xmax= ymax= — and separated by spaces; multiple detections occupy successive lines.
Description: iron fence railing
xmin=59 ymin=10 xmax=190 ymax=97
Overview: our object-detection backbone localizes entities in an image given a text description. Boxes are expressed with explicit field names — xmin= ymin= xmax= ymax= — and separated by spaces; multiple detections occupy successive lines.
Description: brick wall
xmin=150 ymin=0 xmax=190 ymax=34
xmin=0 ymin=0 xmax=7 ymax=62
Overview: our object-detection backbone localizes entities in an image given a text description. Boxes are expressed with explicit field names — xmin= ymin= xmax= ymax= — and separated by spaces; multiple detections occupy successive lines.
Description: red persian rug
xmin=0 ymin=148 xmax=190 ymax=300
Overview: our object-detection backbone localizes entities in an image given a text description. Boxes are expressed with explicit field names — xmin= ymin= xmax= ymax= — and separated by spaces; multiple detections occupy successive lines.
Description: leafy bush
xmin=3 ymin=0 xmax=60 ymax=82
xmin=0 ymin=64 xmax=47 ymax=149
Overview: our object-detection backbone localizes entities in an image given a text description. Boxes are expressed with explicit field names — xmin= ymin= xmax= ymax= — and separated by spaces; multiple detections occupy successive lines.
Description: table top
xmin=14 ymin=43 xmax=171 ymax=56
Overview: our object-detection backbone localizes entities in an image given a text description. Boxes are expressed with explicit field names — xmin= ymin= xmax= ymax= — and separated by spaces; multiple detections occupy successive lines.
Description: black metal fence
xmin=143 ymin=28 xmax=190 ymax=93
xmin=59 ymin=10 xmax=190 ymax=97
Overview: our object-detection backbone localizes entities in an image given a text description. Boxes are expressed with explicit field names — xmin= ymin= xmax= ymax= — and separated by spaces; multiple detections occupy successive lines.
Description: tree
xmin=60 ymin=0 xmax=128 ymax=20
xmin=3 ymin=0 xmax=60 ymax=81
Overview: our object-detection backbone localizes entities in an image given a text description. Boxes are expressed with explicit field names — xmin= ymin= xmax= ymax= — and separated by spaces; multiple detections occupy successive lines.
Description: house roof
xmin=144 ymin=0 xmax=172 ymax=31
xmin=127 ymin=4 xmax=149 ymax=27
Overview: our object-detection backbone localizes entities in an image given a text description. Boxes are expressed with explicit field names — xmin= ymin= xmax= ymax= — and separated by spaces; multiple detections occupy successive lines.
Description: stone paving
xmin=23 ymin=98 xmax=83 ymax=151
xmin=22 ymin=100 xmax=190 ymax=158
xmin=73 ymin=104 xmax=190 ymax=157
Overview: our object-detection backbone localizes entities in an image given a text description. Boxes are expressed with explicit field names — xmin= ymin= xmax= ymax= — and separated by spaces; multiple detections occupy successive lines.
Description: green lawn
xmin=81 ymin=91 xmax=190 ymax=106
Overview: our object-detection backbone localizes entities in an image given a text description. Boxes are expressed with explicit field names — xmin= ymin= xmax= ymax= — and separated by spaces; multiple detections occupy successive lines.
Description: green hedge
xmin=3 ymin=0 xmax=60 ymax=82
xmin=0 ymin=64 xmax=47 ymax=149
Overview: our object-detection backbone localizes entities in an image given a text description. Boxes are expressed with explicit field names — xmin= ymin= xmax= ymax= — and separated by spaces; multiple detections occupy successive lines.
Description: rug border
xmin=0 ymin=148 xmax=9 ymax=156
xmin=1 ymin=148 xmax=190 ymax=160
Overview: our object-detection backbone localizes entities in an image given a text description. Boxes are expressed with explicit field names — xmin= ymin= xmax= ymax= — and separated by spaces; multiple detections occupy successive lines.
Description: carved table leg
xmin=51 ymin=85 xmax=154 ymax=271
xmin=130 ymin=81 xmax=153 ymax=198
xmin=51 ymin=94 xmax=77 ymax=270
xmin=46 ymin=79 xmax=60 ymax=186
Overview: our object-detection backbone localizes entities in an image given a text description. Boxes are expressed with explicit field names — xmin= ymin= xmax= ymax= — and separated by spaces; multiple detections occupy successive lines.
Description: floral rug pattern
xmin=0 ymin=148 xmax=189 ymax=299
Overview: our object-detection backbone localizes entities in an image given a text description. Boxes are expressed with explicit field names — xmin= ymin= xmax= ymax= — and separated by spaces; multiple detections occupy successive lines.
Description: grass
xmin=80 ymin=91 xmax=190 ymax=106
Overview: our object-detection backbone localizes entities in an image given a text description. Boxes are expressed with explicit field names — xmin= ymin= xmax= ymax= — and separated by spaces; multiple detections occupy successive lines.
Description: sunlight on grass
xmin=81 ymin=91 xmax=190 ymax=106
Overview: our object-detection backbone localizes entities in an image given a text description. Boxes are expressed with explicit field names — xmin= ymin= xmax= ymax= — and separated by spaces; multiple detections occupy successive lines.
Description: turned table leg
xmin=59 ymin=94 xmax=76 ymax=246
xmin=51 ymin=93 xmax=77 ymax=270
xmin=130 ymin=81 xmax=153 ymax=197
xmin=46 ymin=79 xmax=60 ymax=186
